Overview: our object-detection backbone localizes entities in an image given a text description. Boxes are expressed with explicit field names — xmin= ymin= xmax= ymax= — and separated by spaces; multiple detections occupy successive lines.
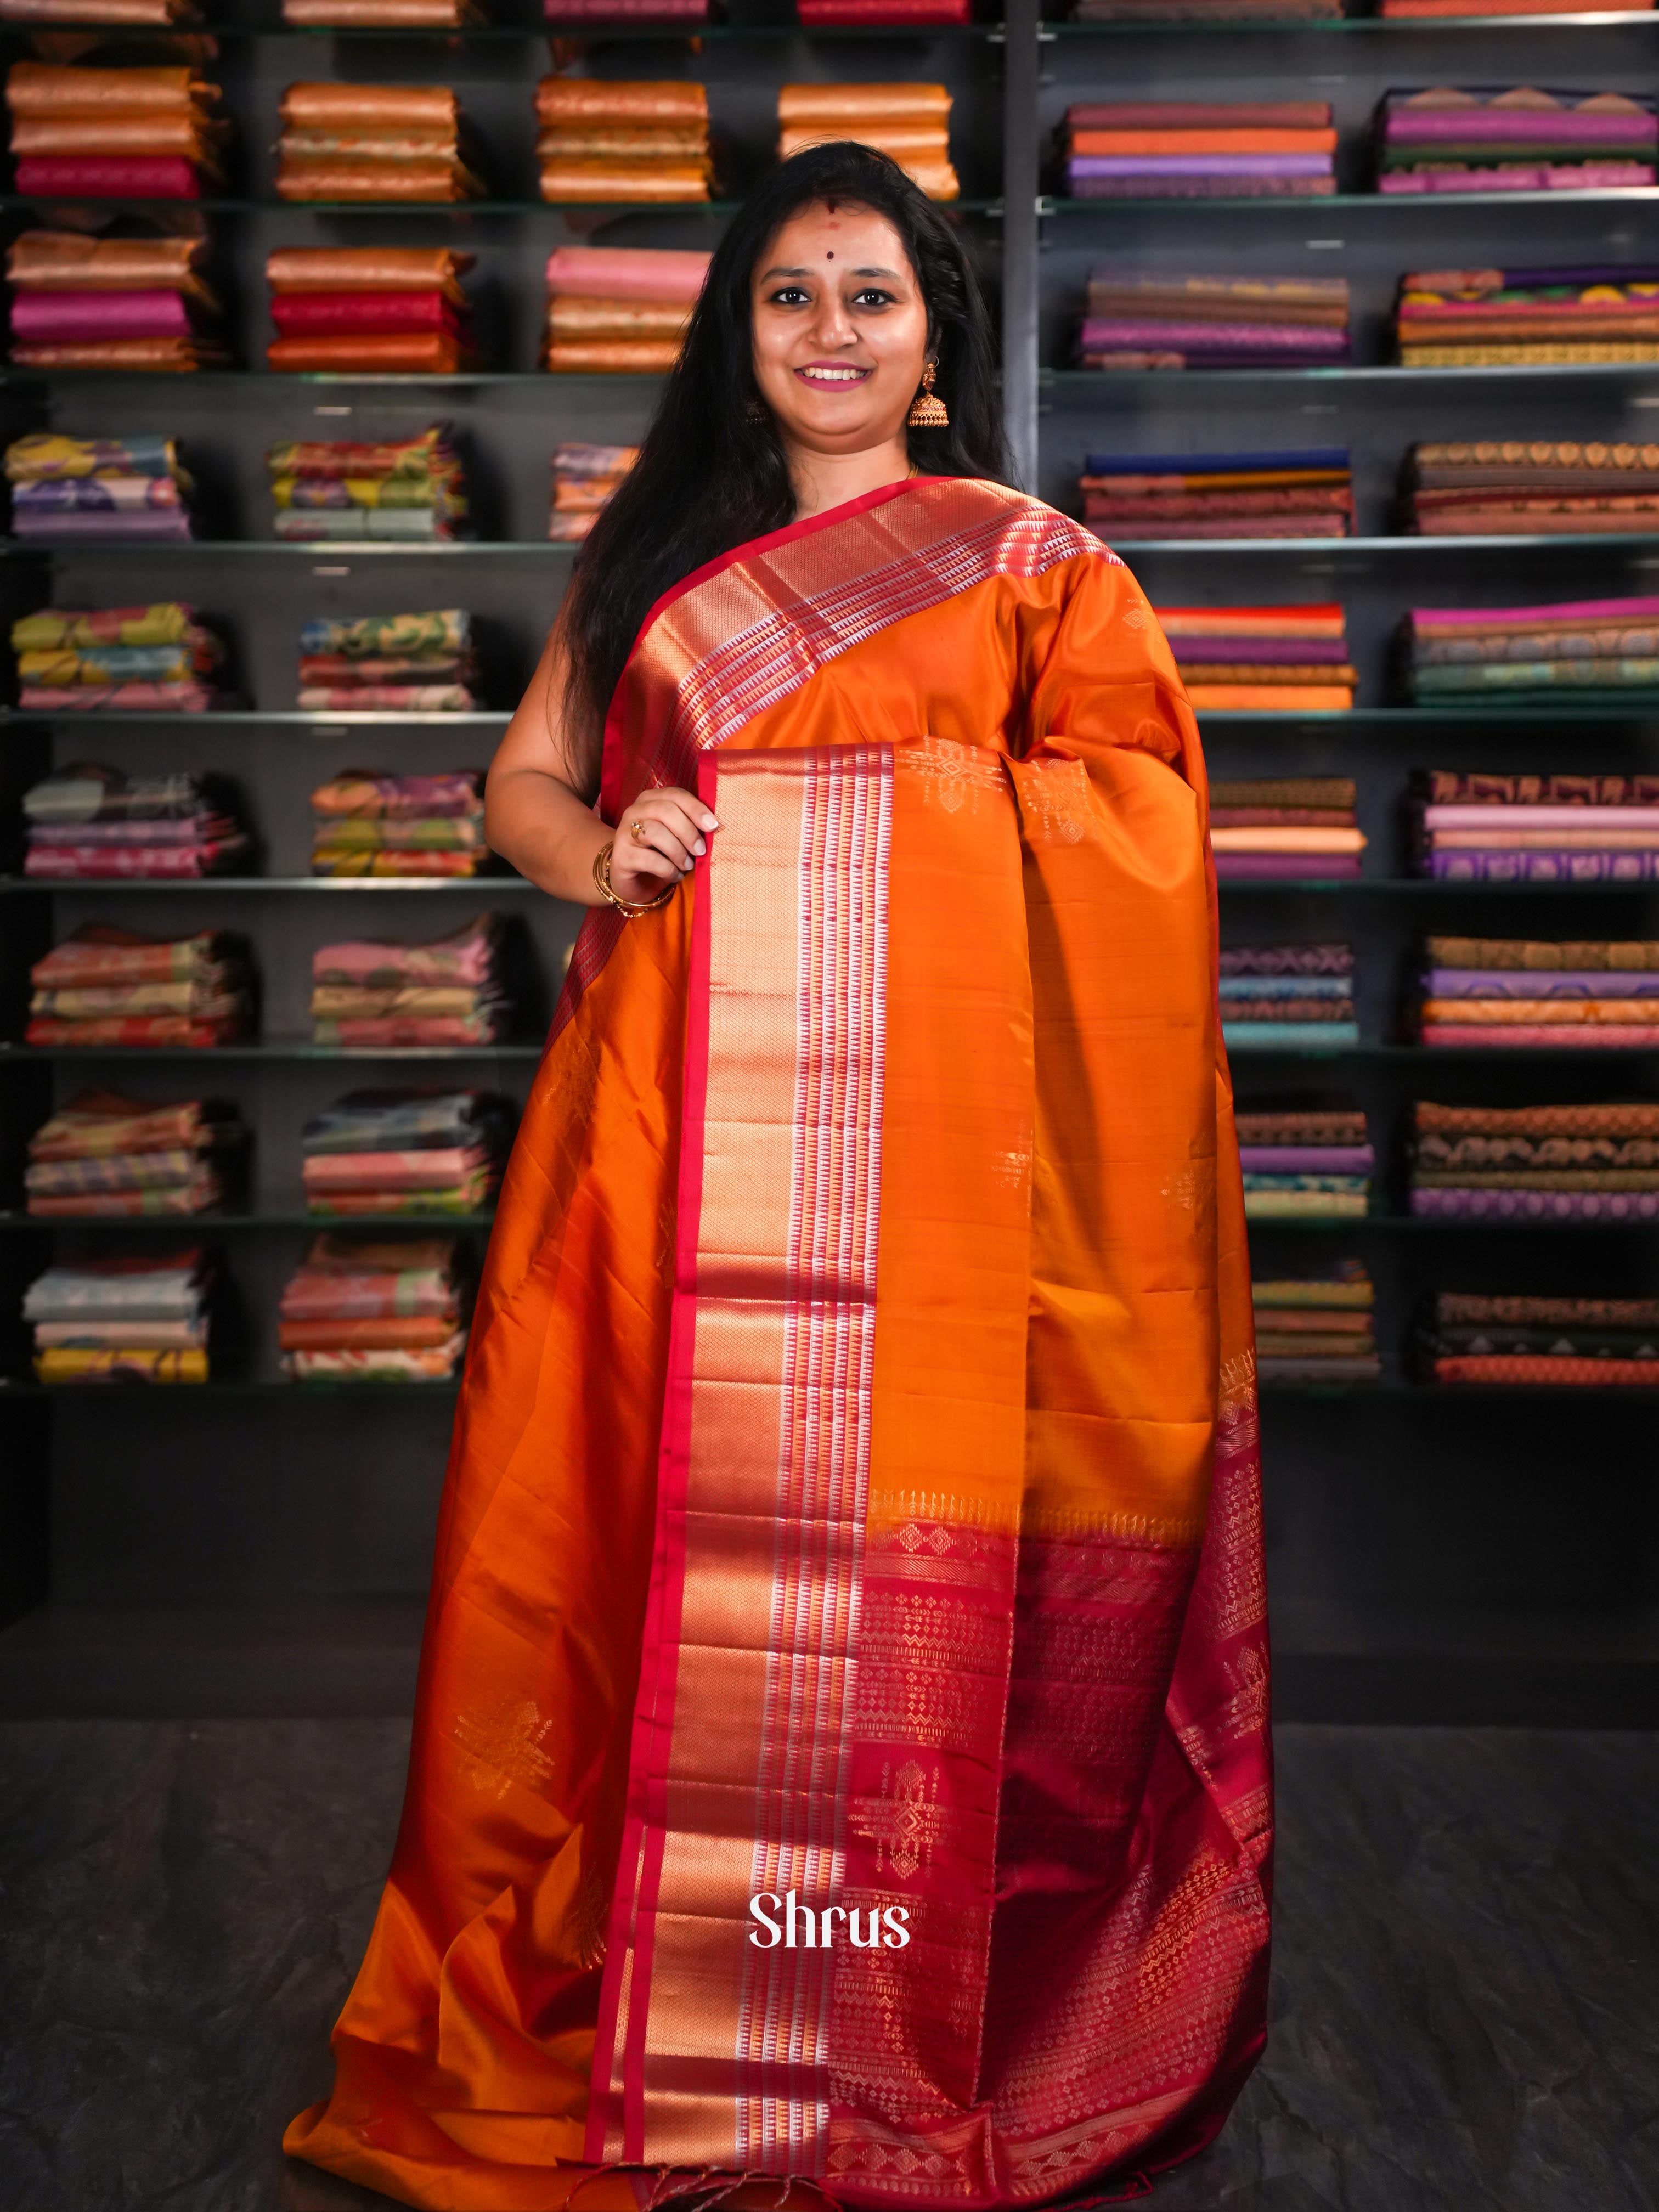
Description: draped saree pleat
xmin=285 ymin=476 xmax=1271 ymax=2212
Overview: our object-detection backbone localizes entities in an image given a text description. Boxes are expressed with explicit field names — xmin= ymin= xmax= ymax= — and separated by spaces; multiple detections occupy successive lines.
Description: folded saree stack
xmin=1157 ymin=602 xmax=1355 ymax=710
xmin=543 ymin=244 xmax=707 ymax=373
xmin=283 ymin=0 xmax=481 ymax=19
xmin=1413 ymin=770 xmax=1659 ymax=883
xmin=5 ymin=61 xmax=227 ymax=199
xmin=534 ymin=77 xmax=711 ymax=203
xmin=28 ymin=926 xmax=252 ymax=1047
xmin=12 ymin=602 xmax=225 ymax=712
xmin=1395 ymin=264 xmax=1659 ymax=367
xmin=298 ymin=609 xmax=477 ymax=712
xmin=268 ymin=426 xmax=468 ymax=544
xmin=1080 ymin=269 xmax=1350 ymax=370
xmin=1420 ymin=1291 xmax=1659 ymax=1387
xmin=280 ymin=1233 xmax=471 ymax=1381
xmin=276 ymin=83 xmax=482 ymax=203
xmin=1081 ymin=449 xmax=1352 ymax=539
xmin=7 ymin=226 xmax=225 ymax=371
xmin=1062 ymin=100 xmax=1336 ymax=200
xmin=777 ymin=85 xmax=959 ymax=200
xmin=1383 ymin=0 xmax=1647 ymax=14
xmin=1220 ymin=940 xmax=1358 ymax=1050
xmin=1402 ymin=595 xmax=1659 ymax=703
xmin=1402 ymin=439 xmax=1659 ymax=537
xmin=1254 ymin=1261 xmax=1380 ymax=1383
xmin=1237 ymin=1100 xmax=1372 ymax=1218
xmin=1210 ymin=777 xmax=1365 ymax=880
xmin=1409 ymin=1099 xmax=1659 ymax=1222
xmin=309 ymin=915 xmax=509 ymax=1047
xmin=1418 ymin=935 xmax=1659 ymax=1048
xmin=25 ymin=1090 xmax=245 ymax=1217
xmin=8 ymin=431 xmax=195 ymax=542
xmin=549 ymin=442 xmax=636 ymax=540
xmin=23 ymin=763 xmax=248 ymax=879
xmin=1 ymin=0 xmax=199 ymax=19
xmin=267 ymin=247 xmax=481 ymax=374
xmin=301 ymin=1090 xmax=512 ymax=1216
xmin=1375 ymin=88 xmax=1657 ymax=194
xmin=24 ymin=1249 xmax=215 ymax=1384
xmin=311 ymin=771 xmax=487 ymax=877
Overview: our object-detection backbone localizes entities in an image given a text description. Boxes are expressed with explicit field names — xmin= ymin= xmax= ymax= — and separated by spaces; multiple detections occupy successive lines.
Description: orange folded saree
xmin=285 ymin=477 xmax=1271 ymax=2212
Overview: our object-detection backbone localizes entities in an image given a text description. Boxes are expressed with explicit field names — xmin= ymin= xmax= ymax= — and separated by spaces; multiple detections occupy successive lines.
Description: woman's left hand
xmin=609 ymin=785 xmax=720 ymax=906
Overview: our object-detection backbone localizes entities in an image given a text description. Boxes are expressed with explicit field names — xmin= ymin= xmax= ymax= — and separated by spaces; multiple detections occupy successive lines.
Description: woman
xmin=286 ymin=142 xmax=1269 ymax=2212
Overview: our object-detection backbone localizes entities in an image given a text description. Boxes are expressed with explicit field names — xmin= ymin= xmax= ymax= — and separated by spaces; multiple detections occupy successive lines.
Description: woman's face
xmin=749 ymin=200 xmax=930 ymax=455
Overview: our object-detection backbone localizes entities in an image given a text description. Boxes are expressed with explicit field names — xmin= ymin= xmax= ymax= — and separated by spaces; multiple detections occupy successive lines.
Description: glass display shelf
xmin=1225 ymin=1039 xmax=1659 ymax=1057
xmin=0 ymin=875 xmax=542 ymax=893
xmin=0 ymin=1205 xmax=497 ymax=1233
xmin=1110 ymin=533 xmax=1659 ymax=555
xmin=1045 ymin=188 xmax=1659 ymax=213
xmin=1 ymin=541 xmax=577 ymax=560
xmin=0 ymin=1038 xmax=547 ymax=1060
xmin=0 ymin=369 xmax=663 ymax=390
xmin=0 ymin=193 xmax=1001 ymax=218
xmin=0 ymin=1374 xmax=464 ymax=1398
xmin=0 ymin=18 xmax=1006 ymax=38
xmin=1245 ymin=1210 xmax=1659 ymax=1232
xmin=0 ymin=709 xmax=512 ymax=728
xmin=1215 ymin=877 xmax=1659 ymax=892
xmin=1044 ymin=364 xmax=1659 ymax=392
xmin=1043 ymin=9 xmax=1659 ymax=29
xmin=1200 ymin=703 xmax=1659 ymax=726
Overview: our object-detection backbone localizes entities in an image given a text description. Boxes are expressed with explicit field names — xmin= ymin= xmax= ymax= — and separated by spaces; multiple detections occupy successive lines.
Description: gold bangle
xmin=592 ymin=836 xmax=675 ymax=918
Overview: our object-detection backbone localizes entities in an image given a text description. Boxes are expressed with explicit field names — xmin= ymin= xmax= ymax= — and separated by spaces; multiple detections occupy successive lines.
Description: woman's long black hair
xmin=558 ymin=140 xmax=1009 ymax=788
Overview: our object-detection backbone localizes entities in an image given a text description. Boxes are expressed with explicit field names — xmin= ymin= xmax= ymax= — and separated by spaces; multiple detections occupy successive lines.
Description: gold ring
xmin=629 ymin=817 xmax=646 ymax=841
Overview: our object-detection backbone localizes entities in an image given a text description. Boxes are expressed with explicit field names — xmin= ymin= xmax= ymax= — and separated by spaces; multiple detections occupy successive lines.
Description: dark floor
xmin=0 ymin=1724 xmax=1654 ymax=2212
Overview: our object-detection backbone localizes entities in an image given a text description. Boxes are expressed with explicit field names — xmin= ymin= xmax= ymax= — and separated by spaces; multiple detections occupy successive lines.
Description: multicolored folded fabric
xmin=1236 ymin=1099 xmax=1372 ymax=1217
xmin=1081 ymin=270 xmax=1350 ymax=371
xmin=267 ymin=424 xmax=469 ymax=543
xmin=280 ymin=1229 xmax=473 ymax=1380
xmin=284 ymin=0 xmax=481 ymax=21
xmin=277 ymin=82 xmax=484 ymax=202
xmin=267 ymin=246 xmax=481 ymax=371
xmin=10 ymin=602 xmax=226 ymax=709
xmin=1221 ymin=943 xmax=1359 ymax=1049
xmin=24 ymin=1246 xmax=216 ymax=1379
xmin=1075 ymin=0 xmax=1341 ymax=19
xmin=23 ymin=763 xmax=248 ymax=878
xmin=1421 ymin=1290 xmax=1659 ymax=1384
xmin=309 ymin=915 xmax=509 ymax=1044
xmin=535 ymin=77 xmax=711 ymax=203
xmin=548 ymin=442 xmax=637 ymax=541
xmin=300 ymin=1090 xmax=512 ymax=1214
xmin=1156 ymin=603 xmax=1355 ymax=710
xmin=1081 ymin=448 xmax=1352 ymax=540
xmin=1211 ymin=776 xmax=1365 ymax=879
xmin=1063 ymin=101 xmax=1336 ymax=201
xmin=5 ymin=61 xmax=228 ymax=204
xmin=311 ymin=765 xmax=487 ymax=874
xmin=1416 ymin=934 xmax=1659 ymax=1045
xmin=1254 ymin=1258 xmax=1380 ymax=1382
xmin=7 ymin=429 xmax=196 ymax=541
xmin=1396 ymin=263 xmax=1659 ymax=367
xmin=27 ymin=924 xmax=252 ymax=1046
xmin=777 ymin=83 xmax=958 ymax=200
xmin=1410 ymin=767 xmax=1659 ymax=883
xmin=544 ymin=0 xmax=709 ymax=20
xmin=541 ymin=244 xmax=708 ymax=373
xmin=1376 ymin=88 xmax=1657 ymax=194
xmin=24 ymin=1088 xmax=245 ymax=1216
xmin=1402 ymin=438 xmax=1659 ymax=537
xmin=7 ymin=226 xmax=226 ymax=369
xmin=1402 ymin=595 xmax=1659 ymax=702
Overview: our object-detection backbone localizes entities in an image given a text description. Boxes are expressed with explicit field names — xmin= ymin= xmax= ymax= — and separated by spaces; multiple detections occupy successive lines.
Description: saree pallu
xmin=286 ymin=477 xmax=1269 ymax=2211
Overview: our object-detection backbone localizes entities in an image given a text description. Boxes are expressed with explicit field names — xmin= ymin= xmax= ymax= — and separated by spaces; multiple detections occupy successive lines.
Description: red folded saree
xmin=13 ymin=156 xmax=202 ymax=196
xmin=269 ymin=290 xmax=462 ymax=336
xmin=285 ymin=478 xmax=1269 ymax=2210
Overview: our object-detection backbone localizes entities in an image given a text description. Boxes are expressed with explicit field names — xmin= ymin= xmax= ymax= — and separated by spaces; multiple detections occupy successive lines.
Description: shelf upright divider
xmin=1001 ymin=0 xmax=1043 ymax=488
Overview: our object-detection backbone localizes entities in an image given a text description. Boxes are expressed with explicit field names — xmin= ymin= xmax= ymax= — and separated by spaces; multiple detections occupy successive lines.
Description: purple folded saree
xmin=1411 ymin=1187 xmax=1659 ymax=1221
xmin=1240 ymin=1145 xmax=1375 ymax=1172
xmin=1425 ymin=966 xmax=1659 ymax=997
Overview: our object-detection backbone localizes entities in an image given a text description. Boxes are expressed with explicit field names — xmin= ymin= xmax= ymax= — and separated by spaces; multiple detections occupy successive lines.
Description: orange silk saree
xmin=285 ymin=477 xmax=1271 ymax=2210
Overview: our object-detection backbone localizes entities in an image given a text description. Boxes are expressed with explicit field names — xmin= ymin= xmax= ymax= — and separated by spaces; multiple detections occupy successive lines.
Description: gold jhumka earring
xmin=906 ymin=359 xmax=949 ymax=428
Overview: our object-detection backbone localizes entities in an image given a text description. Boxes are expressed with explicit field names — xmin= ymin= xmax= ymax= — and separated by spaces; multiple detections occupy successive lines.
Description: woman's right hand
xmin=607 ymin=786 xmax=720 ymax=905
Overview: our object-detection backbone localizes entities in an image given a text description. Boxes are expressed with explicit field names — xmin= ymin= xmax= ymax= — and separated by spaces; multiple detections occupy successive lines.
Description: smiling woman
xmin=285 ymin=140 xmax=1270 ymax=2212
